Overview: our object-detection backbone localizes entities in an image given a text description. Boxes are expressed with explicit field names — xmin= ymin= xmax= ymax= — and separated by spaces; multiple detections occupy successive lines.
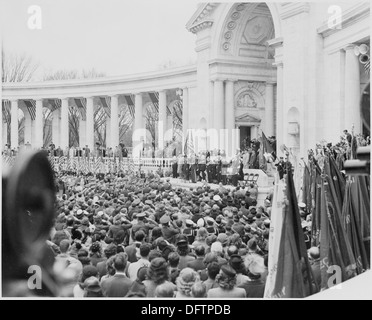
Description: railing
xmin=2 ymin=154 xmax=173 ymax=174
xmin=133 ymin=157 xmax=173 ymax=168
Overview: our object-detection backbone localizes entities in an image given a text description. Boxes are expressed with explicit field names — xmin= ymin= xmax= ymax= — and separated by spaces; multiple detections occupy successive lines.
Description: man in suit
xmin=101 ymin=253 xmax=133 ymax=297
xmin=187 ymin=245 xmax=206 ymax=272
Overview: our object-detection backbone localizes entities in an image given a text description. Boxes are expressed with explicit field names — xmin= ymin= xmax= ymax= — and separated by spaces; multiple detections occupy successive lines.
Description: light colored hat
xmin=210 ymin=241 xmax=223 ymax=254
xmin=245 ymin=254 xmax=265 ymax=276
xmin=213 ymin=195 xmax=221 ymax=201
xmin=197 ymin=218 xmax=205 ymax=228
xmin=298 ymin=202 xmax=306 ymax=209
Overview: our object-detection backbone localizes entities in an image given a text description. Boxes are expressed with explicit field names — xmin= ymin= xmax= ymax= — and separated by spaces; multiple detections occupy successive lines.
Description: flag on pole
xmin=264 ymin=173 xmax=286 ymax=298
xmin=184 ymin=130 xmax=195 ymax=156
xmin=265 ymin=166 xmax=315 ymax=298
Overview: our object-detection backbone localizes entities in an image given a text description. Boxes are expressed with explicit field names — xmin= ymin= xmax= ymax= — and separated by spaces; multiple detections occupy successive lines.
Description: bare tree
xmin=2 ymin=49 xmax=40 ymax=146
xmin=43 ymin=68 xmax=106 ymax=81
xmin=2 ymin=49 xmax=40 ymax=83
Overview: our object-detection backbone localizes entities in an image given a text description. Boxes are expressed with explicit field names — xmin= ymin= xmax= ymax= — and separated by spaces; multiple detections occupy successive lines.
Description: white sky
xmin=0 ymin=0 xmax=200 ymax=79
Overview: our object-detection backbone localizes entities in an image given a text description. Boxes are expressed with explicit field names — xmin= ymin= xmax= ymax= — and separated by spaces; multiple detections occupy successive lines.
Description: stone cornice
xmin=189 ymin=20 xmax=214 ymax=34
xmin=186 ymin=3 xmax=219 ymax=33
xmin=208 ymin=57 xmax=275 ymax=69
xmin=2 ymin=65 xmax=197 ymax=100
xmin=317 ymin=2 xmax=370 ymax=38
xmin=279 ymin=2 xmax=310 ymax=20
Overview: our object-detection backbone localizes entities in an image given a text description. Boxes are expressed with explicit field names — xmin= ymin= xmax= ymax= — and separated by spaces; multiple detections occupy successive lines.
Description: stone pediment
xmin=236 ymin=113 xmax=261 ymax=123
xmin=186 ymin=3 xmax=219 ymax=34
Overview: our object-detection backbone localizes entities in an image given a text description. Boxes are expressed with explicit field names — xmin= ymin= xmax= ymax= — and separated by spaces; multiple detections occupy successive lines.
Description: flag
xmin=124 ymin=95 xmax=135 ymax=117
xmin=74 ymin=98 xmax=86 ymax=120
xmin=24 ymin=100 xmax=36 ymax=120
xmin=342 ymin=177 xmax=370 ymax=273
xmin=59 ymin=156 xmax=67 ymax=171
xmin=95 ymin=158 xmax=102 ymax=174
xmin=128 ymin=158 xmax=135 ymax=173
xmin=262 ymin=131 xmax=274 ymax=156
xmin=99 ymin=96 xmax=111 ymax=118
xmin=184 ymin=130 xmax=195 ymax=156
xmin=265 ymin=166 xmax=315 ymax=298
xmin=319 ymin=174 xmax=357 ymax=291
xmin=264 ymin=173 xmax=286 ymax=297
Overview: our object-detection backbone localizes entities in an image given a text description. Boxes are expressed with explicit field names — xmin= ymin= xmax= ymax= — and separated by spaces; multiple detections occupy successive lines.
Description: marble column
xmin=79 ymin=118 xmax=86 ymax=148
xmin=213 ymin=80 xmax=225 ymax=131
xmin=60 ymin=98 xmax=69 ymax=149
xmin=34 ymin=99 xmax=43 ymax=148
xmin=344 ymin=44 xmax=362 ymax=134
xmin=52 ymin=108 xmax=60 ymax=148
xmin=158 ymin=90 xmax=167 ymax=149
xmin=275 ymin=62 xmax=284 ymax=152
xmin=209 ymin=81 xmax=214 ymax=129
xmin=24 ymin=111 xmax=32 ymax=147
xmin=214 ymin=80 xmax=225 ymax=151
xmin=133 ymin=93 xmax=143 ymax=157
xmin=86 ymin=97 xmax=94 ymax=150
xmin=265 ymin=82 xmax=275 ymax=137
xmin=110 ymin=95 xmax=119 ymax=149
xmin=225 ymin=79 xmax=235 ymax=156
xmin=181 ymin=87 xmax=189 ymax=153
xmin=10 ymin=100 xmax=18 ymax=149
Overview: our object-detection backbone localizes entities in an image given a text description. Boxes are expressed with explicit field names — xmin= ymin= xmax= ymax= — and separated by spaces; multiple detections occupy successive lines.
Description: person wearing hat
xmin=230 ymin=214 xmax=243 ymax=236
xmin=107 ymin=213 xmax=133 ymax=246
xmin=229 ymin=254 xmax=249 ymax=286
xmin=176 ymin=237 xmax=196 ymax=270
xmin=83 ymin=276 xmax=103 ymax=297
xmin=210 ymin=204 xmax=221 ymax=220
xmin=73 ymin=265 xmax=99 ymax=297
xmin=298 ymin=202 xmax=308 ymax=219
xmin=182 ymin=219 xmax=197 ymax=245
xmin=308 ymin=246 xmax=321 ymax=289
xmin=131 ymin=211 xmax=158 ymax=241
xmin=160 ymin=214 xmax=179 ymax=245
xmin=215 ymin=215 xmax=227 ymax=235
xmin=207 ymin=264 xmax=246 ymax=298
xmin=205 ymin=217 xmax=218 ymax=236
xmin=275 ymin=157 xmax=285 ymax=180
xmin=238 ymin=253 xmax=266 ymax=298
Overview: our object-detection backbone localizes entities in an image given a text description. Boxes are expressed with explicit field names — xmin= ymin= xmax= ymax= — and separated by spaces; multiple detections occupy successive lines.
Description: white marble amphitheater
xmin=2 ymin=2 xmax=370 ymax=158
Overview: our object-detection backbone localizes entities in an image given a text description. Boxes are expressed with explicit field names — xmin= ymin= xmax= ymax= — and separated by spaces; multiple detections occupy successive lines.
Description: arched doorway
xmin=212 ymin=2 xmax=279 ymax=153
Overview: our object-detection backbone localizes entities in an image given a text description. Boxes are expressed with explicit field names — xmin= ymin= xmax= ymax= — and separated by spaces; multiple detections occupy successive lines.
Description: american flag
xmin=124 ymin=95 xmax=135 ymax=117
xmin=95 ymin=158 xmax=103 ymax=173
xmin=99 ymin=96 xmax=111 ymax=118
xmin=184 ymin=130 xmax=195 ymax=156
xmin=2 ymin=155 xmax=15 ymax=167
xmin=2 ymin=100 xmax=11 ymax=127
xmin=74 ymin=98 xmax=87 ymax=120
xmin=148 ymin=92 xmax=172 ymax=115
xmin=48 ymin=99 xmax=61 ymax=112
xmin=59 ymin=156 xmax=67 ymax=171
xmin=24 ymin=100 xmax=36 ymax=120
xmin=68 ymin=158 xmax=77 ymax=171
xmin=128 ymin=158 xmax=136 ymax=173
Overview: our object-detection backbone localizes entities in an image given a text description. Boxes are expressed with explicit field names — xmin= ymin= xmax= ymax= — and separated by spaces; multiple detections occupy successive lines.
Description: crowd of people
xmin=2 ymin=128 xmax=369 ymax=298
xmin=38 ymin=157 xmax=321 ymax=299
